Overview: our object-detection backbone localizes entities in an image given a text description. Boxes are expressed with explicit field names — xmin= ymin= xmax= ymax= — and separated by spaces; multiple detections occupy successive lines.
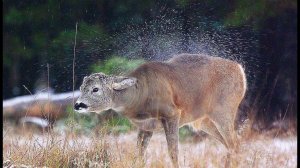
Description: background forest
xmin=3 ymin=0 xmax=297 ymax=129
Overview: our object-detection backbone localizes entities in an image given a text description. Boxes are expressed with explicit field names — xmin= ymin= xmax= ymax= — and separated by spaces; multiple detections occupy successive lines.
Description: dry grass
xmin=3 ymin=122 xmax=297 ymax=168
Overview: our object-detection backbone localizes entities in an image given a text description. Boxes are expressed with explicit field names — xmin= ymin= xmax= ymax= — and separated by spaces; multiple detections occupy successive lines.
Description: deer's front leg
xmin=137 ymin=129 xmax=153 ymax=157
xmin=162 ymin=117 xmax=179 ymax=168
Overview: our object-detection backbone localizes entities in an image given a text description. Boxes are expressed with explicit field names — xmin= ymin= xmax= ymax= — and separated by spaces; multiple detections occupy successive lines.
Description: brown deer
xmin=74 ymin=53 xmax=247 ymax=168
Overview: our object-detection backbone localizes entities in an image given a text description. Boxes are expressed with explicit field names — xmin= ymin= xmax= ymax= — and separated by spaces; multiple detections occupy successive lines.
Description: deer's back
xmin=130 ymin=54 xmax=246 ymax=123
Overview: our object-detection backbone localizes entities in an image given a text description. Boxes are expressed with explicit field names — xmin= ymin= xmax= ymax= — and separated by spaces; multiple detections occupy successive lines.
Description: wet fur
xmin=126 ymin=54 xmax=246 ymax=167
xmin=78 ymin=53 xmax=247 ymax=168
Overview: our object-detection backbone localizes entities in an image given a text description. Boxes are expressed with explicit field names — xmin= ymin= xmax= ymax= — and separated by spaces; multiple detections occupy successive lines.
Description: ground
xmin=3 ymin=125 xmax=297 ymax=168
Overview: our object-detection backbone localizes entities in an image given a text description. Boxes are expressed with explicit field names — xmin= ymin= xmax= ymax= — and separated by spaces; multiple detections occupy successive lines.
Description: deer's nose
xmin=74 ymin=102 xmax=88 ymax=110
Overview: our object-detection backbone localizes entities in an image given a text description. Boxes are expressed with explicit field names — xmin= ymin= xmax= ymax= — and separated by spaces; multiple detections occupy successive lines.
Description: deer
xmin=74 ymin=53 xmax=247 ymax=168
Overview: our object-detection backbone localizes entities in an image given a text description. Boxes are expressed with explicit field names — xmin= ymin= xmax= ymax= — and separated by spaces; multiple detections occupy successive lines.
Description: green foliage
xmin=224 ymin=0 xmax=267 ymax=27
xmin=63 ymin=106 xmax=133 ymax=134
xmin=176 ymin=0 xmax=190 ymax=7
xmin=179 ymin=126 xmax=193 ymax=142
xmin=91 ymin=56 xmax=145 ymax=75
xmin=64 ymin=105 xmax=100 ymax=134
xmin=224 ymin=0 xmax=297 ymax=28
xmin=49 ymin=22 xmax=108 ymax=59
xmin=4 ymin=8 xmax=24 ymax=25
xmin=105 ymin=116 xmax=133 ymax=134
xmin=3 ymin=36 xmax=33 ymax=67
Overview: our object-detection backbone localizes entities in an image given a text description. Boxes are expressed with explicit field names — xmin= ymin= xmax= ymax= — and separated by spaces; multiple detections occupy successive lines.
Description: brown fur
xmin=76 ymin=53 xmax=247 ymax=168
xmin=126 ymin=54 xmax=246 ymax=129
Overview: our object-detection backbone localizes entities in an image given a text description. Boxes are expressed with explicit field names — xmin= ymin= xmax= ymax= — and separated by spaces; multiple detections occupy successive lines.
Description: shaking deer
xmin=74 ymin=53 xmax=247 ymax=168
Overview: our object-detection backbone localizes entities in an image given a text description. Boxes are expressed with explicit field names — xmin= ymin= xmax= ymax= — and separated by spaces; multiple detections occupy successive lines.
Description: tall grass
xmin=3 ymin=121 xmax=297 ymax=168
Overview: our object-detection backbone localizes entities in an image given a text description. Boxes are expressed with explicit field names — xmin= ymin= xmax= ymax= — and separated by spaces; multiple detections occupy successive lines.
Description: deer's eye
xmin=92 ymin=88 xmax=99 ymax=92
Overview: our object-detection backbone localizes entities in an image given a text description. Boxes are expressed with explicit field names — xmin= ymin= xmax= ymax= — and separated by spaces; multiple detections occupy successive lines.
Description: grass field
xmin=3 ymin=122 xmax=297 ymax=168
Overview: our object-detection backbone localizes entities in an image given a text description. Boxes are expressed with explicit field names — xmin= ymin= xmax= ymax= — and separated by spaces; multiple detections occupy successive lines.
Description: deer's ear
xmin=112 ymin=77 xmax=137 ymax=91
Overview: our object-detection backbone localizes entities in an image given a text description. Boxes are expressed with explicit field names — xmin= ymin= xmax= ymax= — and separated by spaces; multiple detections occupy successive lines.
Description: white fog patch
xmin=3 ymin=90 xmax=81 ymax=108
xmin=272 ymin=137 xmax=297 ymax=152
xmin=20 ymin=117 xmax=50 ymax=128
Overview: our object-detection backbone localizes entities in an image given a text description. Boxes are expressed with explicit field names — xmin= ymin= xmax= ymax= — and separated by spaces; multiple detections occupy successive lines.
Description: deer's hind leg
xmin=190 ymin=117 xmax=229 ymax=148
xmin=209 ymin=107 xmax=239 ymax=168
xmin=209 ymin=108 xmax=237 ymax=151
